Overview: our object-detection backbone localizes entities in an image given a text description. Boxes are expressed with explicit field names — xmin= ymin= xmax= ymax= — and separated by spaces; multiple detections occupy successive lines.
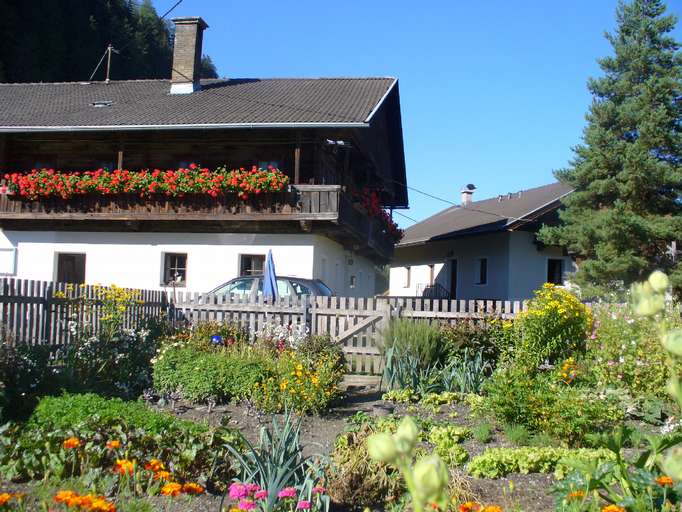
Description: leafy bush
xmin=467 ymin=446 xmax=615 ymax=479
xmin=0 ymin=341 xmax=51 ymax=421
xmin=472 ymin=423 xmax=493 ymax=444
xmin=1 ymin=393 xmax=240 ymax=485
xmin=252 ymin=350 xmax=344 ymax=414
xmin=382 ymin=319 xmax=447 ymax=368
xmin=427 ymin=425 xmax=470 ymax=466
xmin=503 ymin=423 xmax=531 ymax=446
xmin=439 ymin=321 xmax=499 ymax=363
xmin=585 ymin=303 xmax=682 ymax=400
xmin=513 ymin=283 xmax=592 ymax=368
xmin=153 ymin=346 xmax=271 ymax=403
xmin=484 ymin=367 xmax=624 ymax=445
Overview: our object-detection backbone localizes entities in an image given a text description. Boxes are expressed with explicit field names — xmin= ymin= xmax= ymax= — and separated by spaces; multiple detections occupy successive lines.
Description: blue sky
xmin=155 ymin=0 xmax=681 ymax=227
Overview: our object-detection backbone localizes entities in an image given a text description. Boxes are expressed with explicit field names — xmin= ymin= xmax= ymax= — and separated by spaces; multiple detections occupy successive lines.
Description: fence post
xmin=43 ymin=281 xmax=53 ymax=345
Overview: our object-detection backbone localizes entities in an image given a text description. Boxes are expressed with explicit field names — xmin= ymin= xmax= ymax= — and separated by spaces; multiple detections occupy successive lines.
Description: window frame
xmin=162 ymin=252 xmax=188 ymax=287
xmin=403 ymin=266 xmax=411 ymax=288
xmin=474 ymin=257 xmax=488 ymax=286
xmin=239 ymin=253 xmax=266 ymax=277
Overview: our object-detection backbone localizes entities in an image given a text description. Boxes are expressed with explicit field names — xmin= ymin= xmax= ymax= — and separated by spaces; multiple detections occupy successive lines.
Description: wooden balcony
xmin=0 ymin=185 xmax=395 ymax=261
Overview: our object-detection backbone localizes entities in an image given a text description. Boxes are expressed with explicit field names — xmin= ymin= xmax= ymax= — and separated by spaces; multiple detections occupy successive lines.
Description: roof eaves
xmin=364 ymin=78 xmax=398 ymax=123
xmin=504 ymin=189 xmax=573 ymax=230
xmin=0 ymin=121 xmax=370 ymax=133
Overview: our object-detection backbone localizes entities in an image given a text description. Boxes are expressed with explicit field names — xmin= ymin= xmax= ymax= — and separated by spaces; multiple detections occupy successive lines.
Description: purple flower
xmin=229 ymin=483 xmax=248 ymax=500
xmin=277 ymin=487 xmax=297 ymax=499
xmin=297 ymin=501 xmax=311 ymax=510
xmin=238 ymin=499 xmax=256 ymax=510
xmin=254 ymin=490 xmax=268 ymax=500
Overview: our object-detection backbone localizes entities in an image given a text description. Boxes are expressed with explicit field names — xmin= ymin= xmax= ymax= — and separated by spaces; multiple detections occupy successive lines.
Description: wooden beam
xmin=117 ymin=150 xmax=124 ymax=170
xmin=294 ymin=144 xmax=301 ymax=184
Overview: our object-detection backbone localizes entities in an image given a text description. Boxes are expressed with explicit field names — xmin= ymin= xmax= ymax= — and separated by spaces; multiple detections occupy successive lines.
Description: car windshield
xmin=214 ymin=278 xmax=254 ymax=295
xmin=290 ymin=280 xmax=312 ymax=296
xmin=256 ymin=278 xmax=291 ymax=297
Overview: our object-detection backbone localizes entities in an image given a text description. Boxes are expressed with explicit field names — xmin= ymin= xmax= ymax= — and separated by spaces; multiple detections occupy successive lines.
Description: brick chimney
xmin=170 ymin=17 xmax=208 ymax=95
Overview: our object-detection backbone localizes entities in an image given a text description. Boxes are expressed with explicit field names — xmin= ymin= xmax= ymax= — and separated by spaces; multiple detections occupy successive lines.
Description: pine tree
xmin=540 ymin=0 xmax=682 ymax=297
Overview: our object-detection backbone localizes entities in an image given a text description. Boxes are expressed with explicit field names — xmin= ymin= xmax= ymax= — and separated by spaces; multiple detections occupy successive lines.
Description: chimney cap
xmin=171 ymin=16 xmax=209 ymax=29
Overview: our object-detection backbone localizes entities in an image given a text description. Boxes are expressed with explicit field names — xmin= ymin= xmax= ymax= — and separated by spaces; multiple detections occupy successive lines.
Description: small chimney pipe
xmin=170 ymin=17 xmax=208 ymax=95
xmin=460 ymin=184 xmax=476 ymax=206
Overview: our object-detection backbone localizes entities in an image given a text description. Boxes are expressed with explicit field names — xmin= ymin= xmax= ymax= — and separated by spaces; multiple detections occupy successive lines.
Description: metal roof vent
xmin=91 ymin=100 xmax=113 ymax=108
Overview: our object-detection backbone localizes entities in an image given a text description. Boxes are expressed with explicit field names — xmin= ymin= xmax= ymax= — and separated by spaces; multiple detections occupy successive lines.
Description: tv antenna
xmin=89 ymin=44 xmax=119 ymax=83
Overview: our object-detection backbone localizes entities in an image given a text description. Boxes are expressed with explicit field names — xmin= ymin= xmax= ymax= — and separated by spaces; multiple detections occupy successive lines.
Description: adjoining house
xmin=389 ymin=182 xmax=575 ymax=301
xmin=0 ymin=16 xmax=408 ymax=297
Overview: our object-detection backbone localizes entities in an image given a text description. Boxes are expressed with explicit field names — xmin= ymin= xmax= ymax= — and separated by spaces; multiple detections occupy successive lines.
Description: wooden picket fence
xmin=0 ymin=277 xmax=527 ymax=377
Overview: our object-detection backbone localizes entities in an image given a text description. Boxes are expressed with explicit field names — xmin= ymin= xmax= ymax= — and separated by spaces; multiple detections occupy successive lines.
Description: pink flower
xmin=229 ymin=483 xmax=248 ymax=500
xmin=297 ymin=500 xmax=311 ymax=510
xmin=254 ymin=490 xmax=268 ymax=500
xmin=312 ymin=486 xmax=326 ymax=495
xmin=246 ymin=484 xmax=261 ymax=494
xmin=238 ymin=499 xmax=256 ymax=510
xmin=277 ymin=487 xmax=297 ymax=499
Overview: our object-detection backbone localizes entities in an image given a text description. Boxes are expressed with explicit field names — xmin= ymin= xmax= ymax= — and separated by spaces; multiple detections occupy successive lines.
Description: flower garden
xmin=0 ymin=275 xmax=681 ymax=511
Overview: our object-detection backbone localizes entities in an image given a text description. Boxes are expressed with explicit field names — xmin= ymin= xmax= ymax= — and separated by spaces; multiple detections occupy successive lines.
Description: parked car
xmin=208 ymin=275 xmax=334 ymax=298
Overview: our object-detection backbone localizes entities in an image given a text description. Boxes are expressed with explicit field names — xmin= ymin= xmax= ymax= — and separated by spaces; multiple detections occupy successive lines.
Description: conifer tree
xmin=540 ymin=0 xmax=682 ymax=296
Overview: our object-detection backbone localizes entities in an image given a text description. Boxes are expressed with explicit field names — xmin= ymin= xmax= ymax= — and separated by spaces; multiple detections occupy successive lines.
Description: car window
xmin=224 ymin=278 xmax=254 ymax=295
xmin=291 ymin=281 xmax=312 ymax=296
xmin=256 ymin=278 xmax=291 ymax=297
xmin=314 ymin=280 xmax=333 ymax=296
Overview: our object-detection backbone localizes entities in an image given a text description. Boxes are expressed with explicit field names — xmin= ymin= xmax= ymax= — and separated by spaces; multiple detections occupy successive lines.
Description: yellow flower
xmin=161 ymin=482 xmax=183 ymax=496
xmin=601 ymin=506 xmax=625 ymax=512
xmin=106 ymin=439 xmax=121 ymax=450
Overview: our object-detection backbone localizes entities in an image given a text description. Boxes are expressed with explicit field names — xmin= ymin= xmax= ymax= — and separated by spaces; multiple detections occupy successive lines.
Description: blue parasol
xmin=262 ymin=249 xmax=278 ymax=301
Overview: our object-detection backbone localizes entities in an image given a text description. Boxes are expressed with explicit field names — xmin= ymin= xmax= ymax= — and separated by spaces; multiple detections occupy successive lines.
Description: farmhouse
xmin=0 ymin=17 xmax=407 ymax=296
xmin=389 ymin=182 xmax=575 ymax=301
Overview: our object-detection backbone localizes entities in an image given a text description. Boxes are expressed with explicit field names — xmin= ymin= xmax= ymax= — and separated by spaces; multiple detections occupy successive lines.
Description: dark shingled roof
xmin=399 ymin=182 xmax=573 ymax=246
xmin=0 ymin=77 xmax=396 ymax=131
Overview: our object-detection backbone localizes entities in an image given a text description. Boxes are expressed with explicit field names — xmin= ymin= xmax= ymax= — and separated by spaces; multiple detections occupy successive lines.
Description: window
xmin=240 ymin=254 xmax=265 ymax=276
xmin=404 ymin=266 xmax=411 ymax=288
xmin=547 ymin=258 xmax=564 ymax=285
xmin=163 ymin=253 xmax=187 ymax=286
xmin=475 ymin=258 xmax=488 ymax=285
xmin=350 ymin=275 xmax=357 ymax=289
xmin=56 ymin=253 xmax=86 ymax=284
xmin=257 ymin=278 xmax=291 ymax=297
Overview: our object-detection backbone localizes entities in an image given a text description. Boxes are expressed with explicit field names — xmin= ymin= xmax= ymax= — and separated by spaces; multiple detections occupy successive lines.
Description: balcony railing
xmin=0 ymin=184 xmax=395 ymax=261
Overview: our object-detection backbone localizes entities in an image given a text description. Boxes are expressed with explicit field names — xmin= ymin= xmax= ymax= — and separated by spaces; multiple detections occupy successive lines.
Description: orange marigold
xmin=0 ymin=493 xmax=12 ymax=506
xmin=106 ymin=440 xmax=121 ymax=450
xmin=54 ymin=490 xmax=79 ymax=503
xmin=154 ymin=470 xmax=173 ymax=481
xmin=182 ymin=482 xmax=205 ymax=495
xmin=160 ymin=482 xmax=182 ymax=497
xmin=567 ymin=490 xmax=586 ymax=500
xmin=601 ymin=506 xmax=626 ymax=512
xmin=656 ymin=475 xmax=674 ymax=487
xmin=62 ymin=437 xmax=81 ymax=449
xmin=144 ymin=458 xmax=165 ymax=472
xmin=89 ymin=496 xmax=117 ymax=512
xmin=113 ymin=459 xmax=135 ymax=475
xmin=482 ymin=506 xmax=503 ymax=512
xmin=459 ymin=502 xmax=482 ymax=512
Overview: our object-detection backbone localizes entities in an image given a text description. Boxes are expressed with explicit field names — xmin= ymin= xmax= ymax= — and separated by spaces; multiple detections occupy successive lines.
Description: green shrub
xmin=503 ymin=423 xmax=531 ymax=446
xmin=467 ymin=446 xmax=615 ymax=479
xmin=484 ymin=367 xmax=624 ymax=446
xmin=472 ymin=423 xmax=493 ymax=444
xmin=439 ymin=321 xmax=499 ymax=362
xmin=382 ymin=318 xmax=446 ymax=368
xmin=3 ymin=393 xmax=240 ymax=485
xmin=428 ymin=425 xmax=470 ymax=467
xmin=513 ymin=283 xmax=592 ymax=368
xmin=585 ymin=303 xmax=682 ymax=400
xmin=0 ymin=342 xmax=51 ymax=421
xmin=153 ymin=346 xmax=272 ymax=403
xmin=29 ymin=392 xmax=202 ymax=433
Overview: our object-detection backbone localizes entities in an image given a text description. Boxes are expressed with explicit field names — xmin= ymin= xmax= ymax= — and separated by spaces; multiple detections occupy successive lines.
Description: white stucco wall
xmin=0 ymin=230 xmax=377 ymax=296
xmin=389 ymin=231 xmax=576 ymax=301
xmin=506 ymin=231 xmax=576 ymax=300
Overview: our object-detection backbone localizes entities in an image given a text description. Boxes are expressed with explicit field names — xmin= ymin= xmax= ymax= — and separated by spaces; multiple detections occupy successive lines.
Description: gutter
xmin=0 ymin=121 xmax=370 ymax=133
